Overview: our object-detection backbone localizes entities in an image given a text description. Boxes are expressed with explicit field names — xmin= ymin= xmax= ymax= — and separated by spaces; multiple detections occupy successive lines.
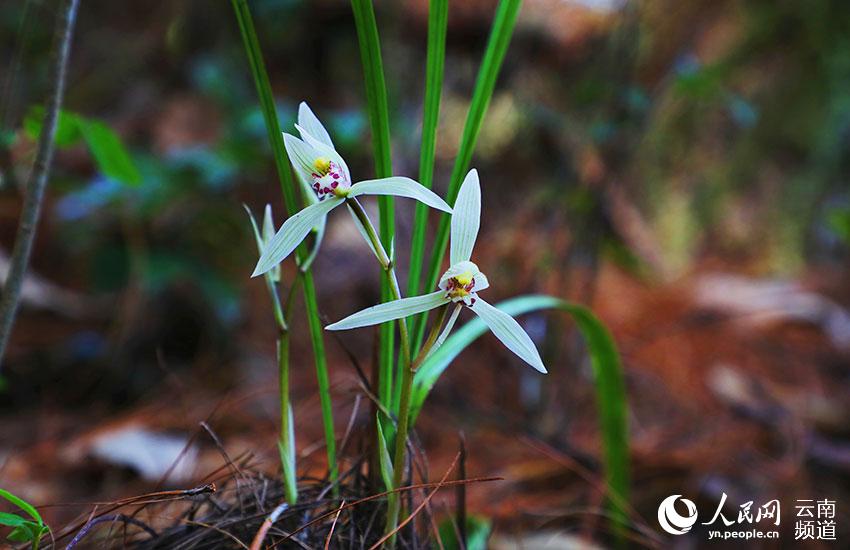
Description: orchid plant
xmin=235 ymin=0 xmax=628 ymax=545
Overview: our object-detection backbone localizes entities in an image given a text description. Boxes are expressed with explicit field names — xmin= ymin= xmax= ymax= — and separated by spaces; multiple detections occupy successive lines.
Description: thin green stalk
xmin=346 ymin=197 xmax=415 ymax=543
xmin=232 ymin=0 xmax=338 ymax=487
xmin=351 ymin=0 xmax=396 ymax=409
xmin=407 ymin=0 xmax=448 ymax=304
xmin=278 ymin=332 xmax=297 ymax=504
xmin=411 ymin=0 xmax=522 ymax=353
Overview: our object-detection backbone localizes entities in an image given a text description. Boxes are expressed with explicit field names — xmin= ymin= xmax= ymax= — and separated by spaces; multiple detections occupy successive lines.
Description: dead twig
xmin=270 ymin=476 xmax=501 ymax=548
xmin=248 ymin=502 xmax=289 ymax=550
xmin=65 ymin=514 xmax=157 ymax=549
xmin=324 ymin=500 xmax=346 ymax=550
xmin=0 ymin=0 xmax=80 ymax=368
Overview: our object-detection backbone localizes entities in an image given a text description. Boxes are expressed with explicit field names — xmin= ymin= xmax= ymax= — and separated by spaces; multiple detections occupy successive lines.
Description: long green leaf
xmin=78 ymin=119 xmax=142 ymax=186
xmin=411 ymin=0 xmax=522 ymax=353
xmin=231 ymin=0 xmax=337 ymax=487
xmin=411 ymin=295 xmax=629 ymax=530
xmin=407 ymin=0 xmax=449 ymax=302
xmin=351 ymin=0 xmax=397 ymax=408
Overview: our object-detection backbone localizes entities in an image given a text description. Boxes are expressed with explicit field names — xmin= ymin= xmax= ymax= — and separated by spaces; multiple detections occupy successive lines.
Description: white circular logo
xmin=658 ymin=495 xmax=698 ymax=535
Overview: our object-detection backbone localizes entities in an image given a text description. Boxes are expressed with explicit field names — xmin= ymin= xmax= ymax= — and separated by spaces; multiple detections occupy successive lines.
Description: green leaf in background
xmin=79 ymin=120 xmax=142 ymax=186
xmin=23 ymin=106 xmax=142 ymax=186
xmin=412 ymin=295 xmax=630 ymax=533
xmin=23 ymin=106 xmax=82 ymax=147
xmin=437 ymin=515 xmax=492 ymax=550
xmin=827 ymin=206 xmax=850 ymax=243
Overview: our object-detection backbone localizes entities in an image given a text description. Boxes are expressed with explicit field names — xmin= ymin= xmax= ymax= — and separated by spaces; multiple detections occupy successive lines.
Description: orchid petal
xmin=297 ymin=102 xmax=334 ymax=148
xmin=262 ymin=204 xmax=281 ymax=282
xmin=349 ymin=177 xmax=452 ymax=213
xmin=326 ymin=290 xmax=450 ymax=331
xmin=283 ymin=133 xmax=320 ymax=190
xmin=262 ymin=204 xmax=275 ymax=243
xmin=450 ymin=169 xmax=481 ymax=264
xmin=253 ymin=197 xmax=343 ymax=277
xmin=244 ymin=204 xmax=265 ymax=253
xmin=470 ymin=298 xmax=547 ymax=373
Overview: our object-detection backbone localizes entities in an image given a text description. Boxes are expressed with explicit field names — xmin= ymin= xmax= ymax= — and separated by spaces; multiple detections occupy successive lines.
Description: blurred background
xmin=1 ymin=0 xmax=849 ymax=546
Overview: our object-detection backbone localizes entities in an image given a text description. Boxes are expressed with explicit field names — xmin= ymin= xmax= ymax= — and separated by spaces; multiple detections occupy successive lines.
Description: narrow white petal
xmin=262 ymin=204 xmax=281 ymax=282
xmin=349 ymin=177 xmax=452 ymax=213
xmin=262 ymin=204 xmax=275 ymax=243
xmin=425 ymin=304 xmax=463 ymax=360
xmin=297 ymin=102 xmax=334 ymax=148
xmin=450 ymin=169 xmax=481 ymax=264
xmin=283 ymin=133 xmax=320 ymax=189
xmin=244 ymin=205 xmax=264 ymax=251
xmin=470 ymin=298 xmax=547 ymax=373
xmin=326 ymin=290 xmax=450 ymax=331
xmin=253 ymin=197 xmax=343 ymax=277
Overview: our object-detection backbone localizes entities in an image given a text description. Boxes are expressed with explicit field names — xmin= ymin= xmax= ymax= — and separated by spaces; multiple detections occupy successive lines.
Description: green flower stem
xmin=232 ymin=0 xmax=337 ymax=489
xmin=412 ymin=303 xmax=449 ymax=370
xmin=345 ymin=197 xmax=415 ymax=541
xmin=351 ymin=0 xmax=396 ymax=411
xmin=382 ymin=303 xmax=449 ymax=545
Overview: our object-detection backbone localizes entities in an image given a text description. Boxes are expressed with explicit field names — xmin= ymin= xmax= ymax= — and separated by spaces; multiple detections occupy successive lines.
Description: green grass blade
xmin=407 ymin=0 xmax=449 ymax=302
xmin=411 ymin=295 xmax=630 ymax=531
xmin=411 ymin=0 xmax=523 ymax=353
xmin=351 ymin=0 xmax=397 ymax=407
xmin=231 ymin=0 xmax=337 ymax=487
xmin=231 ymin=0 xmax=298 ymax=213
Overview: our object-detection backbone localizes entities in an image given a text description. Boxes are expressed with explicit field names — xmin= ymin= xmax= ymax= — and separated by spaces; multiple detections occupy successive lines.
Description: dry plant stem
xmin=0 ymin=0 xmax=79 ymax=369
xmin=248 ymin=502 xmax=289 ymax=550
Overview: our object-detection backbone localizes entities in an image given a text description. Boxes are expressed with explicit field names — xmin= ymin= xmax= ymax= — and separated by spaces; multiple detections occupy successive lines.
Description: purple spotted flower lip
xmin=326 ymin=169 xmax=547 ymax=374
xmin=438 ymin=260 xmax=489 ymax=306
xmin=252 ymin=102 xmax=452 ymax=277
xmin=309 ymin=158 xmax=350 ymax=200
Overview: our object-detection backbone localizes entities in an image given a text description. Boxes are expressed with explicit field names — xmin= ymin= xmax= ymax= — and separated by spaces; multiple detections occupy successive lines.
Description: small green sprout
xmin=0 ymin=488 xmax=49 ymax=550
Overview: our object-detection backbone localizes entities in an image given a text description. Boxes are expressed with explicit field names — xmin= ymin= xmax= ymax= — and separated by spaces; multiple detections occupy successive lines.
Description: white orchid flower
xmin=253 ymin=102 xmax=452 ymax=277
xmin=326 ymin=169 xmax=547 ymax=374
